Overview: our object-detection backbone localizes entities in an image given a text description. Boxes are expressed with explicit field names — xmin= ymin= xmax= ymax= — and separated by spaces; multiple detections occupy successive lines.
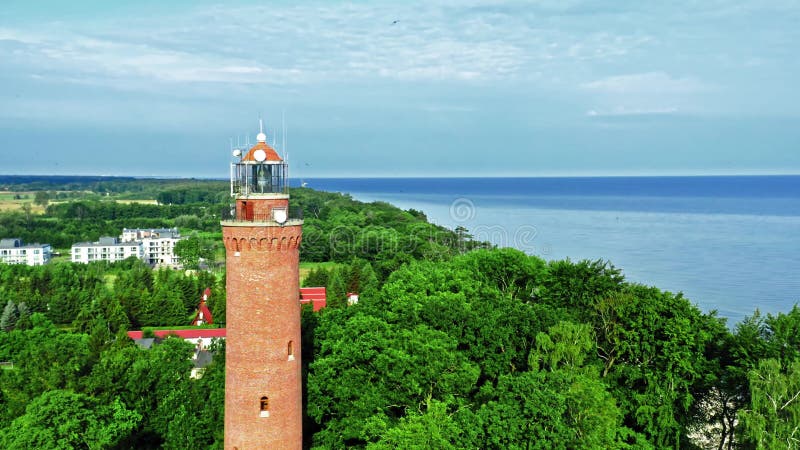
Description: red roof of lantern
xmin=242 ymin=141 xmax=283 ymax=162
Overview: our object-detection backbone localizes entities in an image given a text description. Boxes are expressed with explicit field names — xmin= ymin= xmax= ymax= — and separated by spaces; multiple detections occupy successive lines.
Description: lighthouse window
xmin=260 ymin=396 xmax=270 ymax=417
xmin=288 ymin=341 xmax=294 ymax=361
xmin=253 ymin=164 xmax=273 ymax=193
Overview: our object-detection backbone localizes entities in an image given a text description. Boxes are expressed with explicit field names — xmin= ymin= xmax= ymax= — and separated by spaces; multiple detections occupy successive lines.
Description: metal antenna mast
xmin=282 ymin=110 xmax=287 ymax=158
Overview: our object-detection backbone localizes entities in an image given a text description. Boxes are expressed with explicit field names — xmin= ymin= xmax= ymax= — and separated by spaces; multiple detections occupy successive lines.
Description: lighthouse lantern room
xmin=227 ymin=120 xmax=298 ymax=224
xmin=230 ymin=121 xmax=289 ymax=197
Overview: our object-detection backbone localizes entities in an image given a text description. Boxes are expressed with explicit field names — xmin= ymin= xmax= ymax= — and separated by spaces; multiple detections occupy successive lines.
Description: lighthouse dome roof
xmin=242 ymin=141 xmax=282 ymax=162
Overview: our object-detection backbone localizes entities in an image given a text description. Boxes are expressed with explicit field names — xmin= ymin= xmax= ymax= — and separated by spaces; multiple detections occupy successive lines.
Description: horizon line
xmin=3 ymin=172 xmax=800 ymax=180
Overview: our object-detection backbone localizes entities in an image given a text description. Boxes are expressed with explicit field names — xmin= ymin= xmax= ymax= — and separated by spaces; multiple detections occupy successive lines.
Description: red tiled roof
xmin=300 ymin=287 xmax=327 ymax=311
xmin=300 ymin=286 xmax=326 ymax=300
xmin=127 ymin=329 xmax=227 ymax=340
xmin=192 ymin=300 xmax=214 ymax=326
xmin=242 ymin=142 xmax=282 ymax=162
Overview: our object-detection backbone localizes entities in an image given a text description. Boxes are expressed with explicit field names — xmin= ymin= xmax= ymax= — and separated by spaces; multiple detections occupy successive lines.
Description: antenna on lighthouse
xmin=257 ymin=117 xmax=267 ymax=143
xmin=282 ymin=110 xmax=287 ymax=160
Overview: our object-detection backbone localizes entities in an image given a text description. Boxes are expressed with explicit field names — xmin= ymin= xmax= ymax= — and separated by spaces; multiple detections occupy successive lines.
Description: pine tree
xmin=205 ymin=275 xmax=226 ymax=326
xmin=177 ymin=275 xmax=198 ymax=314
xmin=1 ymin=300 xmax=19 ymax=332
xmin=210 ymin=286 xmax=226 ymax=326
xmin=72 ymin=303 xmax=99 ymax=333
xmin=326 ymin=268 xmax=347 ymax=309
xmin=346 ymin=259 xmax=362 ymax=293
xmin=359 ymin=262 xmax=380 ymax=299
xmin=27 ymin=291 xmax=47 ymax=314
xmin=304 ymin=267 xmax=330 ymax=287
xmin=102 ymin=295 xmax=131 ymax=333
xmin=88 ymin=317 xmax=112 ymax=362
xmin=16 ymin=302 xmax=32 ymax=330
xmin=150 ymin=282 xmax=189 ymax=326
xmin=163 ymin=290 xmax=189 ymax=326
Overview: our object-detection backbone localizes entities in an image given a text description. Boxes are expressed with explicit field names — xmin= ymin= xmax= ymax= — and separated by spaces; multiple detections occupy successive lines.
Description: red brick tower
xmin=222 ymin=122 xmax=303 ymax=449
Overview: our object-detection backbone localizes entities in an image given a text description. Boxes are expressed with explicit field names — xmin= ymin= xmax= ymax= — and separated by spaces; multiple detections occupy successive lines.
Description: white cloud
xmin=1 ymin=0 xmax=797 ymax=125
xmin=219 ymin=66 xmax=263 ymax=74
xmin=581 ymin=72 xmax=709 ymax=94
xmin=10 ymin=31 xmax=305 ymax=85
xmin=420 ymin=104 xmax=476 ymax=113
xmin=0 ymin=3 xmax=656 ymax=88
xmin=586 ymin=106 xmax=678 ymax=117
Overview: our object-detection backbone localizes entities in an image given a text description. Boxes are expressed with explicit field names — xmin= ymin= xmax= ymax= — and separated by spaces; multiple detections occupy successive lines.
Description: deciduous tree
xmin=0 ymin=390 xmax=140 ymax=449
xmin=739 ymin=358 xmax=800 ymax=449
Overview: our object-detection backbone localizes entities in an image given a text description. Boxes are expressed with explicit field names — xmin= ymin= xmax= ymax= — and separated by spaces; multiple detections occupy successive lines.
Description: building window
xmin=259 ymin=396 xmax=270 ymax=417
xmin=288 ymin=341 xmax=295 ymax=361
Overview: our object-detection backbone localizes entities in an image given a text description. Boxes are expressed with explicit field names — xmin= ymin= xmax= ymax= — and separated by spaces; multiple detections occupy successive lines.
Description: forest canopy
xmin=0 ymin=177 xmax=798 ymax=449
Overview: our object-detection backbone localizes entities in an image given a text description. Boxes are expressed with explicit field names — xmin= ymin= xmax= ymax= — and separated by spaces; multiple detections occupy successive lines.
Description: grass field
xmin=0 ymin=192 xmax=45 ymax=213
xmin=49 ymin=253 xmax=73 ymax=264
xmin=300 ymin=261 xmax=339 ymax=283
xmin=0 ymin=192 xmax=159 ymax=213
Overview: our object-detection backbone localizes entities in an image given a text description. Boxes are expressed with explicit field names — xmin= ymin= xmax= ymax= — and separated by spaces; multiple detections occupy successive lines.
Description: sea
xmin=302 ymin=176 xmax=800 ymax=326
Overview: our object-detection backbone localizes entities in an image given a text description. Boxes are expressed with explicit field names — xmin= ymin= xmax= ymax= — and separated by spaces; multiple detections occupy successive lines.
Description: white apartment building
xmin=121 ymin=228 xmax=178 ymax=242
xmin=71 ymin=237 xmax=143 ymax=264
xmin=121 ymin=228 xmax=183 ymax=269
xmin=0 ymin=238 xmax=52 ymax=266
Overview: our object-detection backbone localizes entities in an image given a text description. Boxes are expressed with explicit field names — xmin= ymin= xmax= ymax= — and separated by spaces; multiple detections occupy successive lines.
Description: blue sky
xmin=0 ymin=0 xmax=798 ymax=178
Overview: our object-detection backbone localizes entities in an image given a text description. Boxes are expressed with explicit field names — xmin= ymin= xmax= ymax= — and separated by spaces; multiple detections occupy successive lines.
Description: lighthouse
xmin=222 ymin=122 xmax=303 ymax=449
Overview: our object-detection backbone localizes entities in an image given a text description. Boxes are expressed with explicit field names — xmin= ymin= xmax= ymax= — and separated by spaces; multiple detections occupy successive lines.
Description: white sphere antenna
xmin=232 ymin=149 xmax=242 ymax=157
xmin=257 ymin=118 xmax=267 ymax=142
xmin=273 ymin=207 xmax=288 ymax=224
xmin=253 ymin=149 xmax=267 ymax=162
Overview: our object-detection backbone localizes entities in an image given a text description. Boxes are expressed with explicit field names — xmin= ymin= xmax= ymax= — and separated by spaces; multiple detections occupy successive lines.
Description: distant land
xmin=0 ymin=175 xmax=137 ymax=183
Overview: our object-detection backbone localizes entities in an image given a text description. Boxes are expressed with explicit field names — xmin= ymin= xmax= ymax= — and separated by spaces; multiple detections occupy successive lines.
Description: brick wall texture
xmin=223 ymin=197 xmax=303 ymax=450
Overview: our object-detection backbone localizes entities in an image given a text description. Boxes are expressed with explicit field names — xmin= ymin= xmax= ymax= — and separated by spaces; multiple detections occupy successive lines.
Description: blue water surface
xmin=301 ymin=176 xmax=800 ymax=325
